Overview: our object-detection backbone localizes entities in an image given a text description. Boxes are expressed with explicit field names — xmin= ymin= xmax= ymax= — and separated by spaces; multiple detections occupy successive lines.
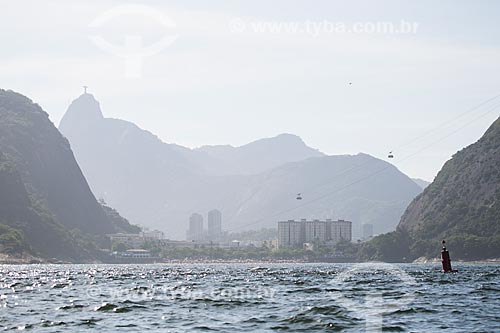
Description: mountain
xmin=59 ymin=94 xmax=322 ymax=179
xmin=59 ymin=93 xmax=205 ymax=238
xmin=59 ymin=93 xmax=423 ymax=239
xmin=100 ymin=201 xmax=142 ymax=234
xmin=411 ymin=178 xmax=431 ymax=189
xmin=361 ymin=116 xmax=500 ymax=261
xmin=0 ymin=89 xmax=136 ymax=260
xmin=221 ymin=154 xmax=421 ymax=237
xmin=194 ymin=134 xmax=324 ymax=175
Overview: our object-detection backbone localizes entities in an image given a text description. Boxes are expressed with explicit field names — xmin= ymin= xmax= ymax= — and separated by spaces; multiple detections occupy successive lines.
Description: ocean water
xmin=0 ymin=263 xmax=499 ymax=332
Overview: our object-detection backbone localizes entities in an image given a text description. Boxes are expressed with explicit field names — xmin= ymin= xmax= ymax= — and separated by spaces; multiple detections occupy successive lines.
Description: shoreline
xmin=2 ymin=258 xmax=500 ymax=265
xmin=2 ymin=252 xmax=500 ymax=265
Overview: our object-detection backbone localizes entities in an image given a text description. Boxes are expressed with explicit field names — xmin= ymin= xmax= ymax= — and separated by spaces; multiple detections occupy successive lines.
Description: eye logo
xmin=88 ymin=4 xmax=178 ymax=78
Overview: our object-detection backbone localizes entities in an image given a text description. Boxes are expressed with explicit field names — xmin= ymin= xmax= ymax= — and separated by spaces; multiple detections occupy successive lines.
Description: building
xmin=334 ymin=219 xmax=352 ymax=242
xmin=108 ymin=233 xmax=144 ymax=248
xmin=207 ymin=209 xmax=222 ymax=239
xmin=329 ymin=219 xmax=352 ymax=243
xmin=121 ymin=249 xmax=151 ymax=258
xmin=142 ymin=229 xmax=165 ymax=240
xmin=304 ymin=219 xmax=327 ymax=243
xmin=278 ymin=219 xmax=352 ymax=248
xmin=187 ymin=213 xmax=204 ymax=241
xmin=262 ymin=239 xmax=278 ymax=250
xmin=107 ymin=229 xmax=165 ymax=248
xmin=278 ymin=220 xmax=304 ymax=248
xmin=362 ymin=223 xmax=374 ymax=240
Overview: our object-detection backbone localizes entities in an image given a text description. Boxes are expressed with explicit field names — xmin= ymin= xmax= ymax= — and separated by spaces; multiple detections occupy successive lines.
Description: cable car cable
xmin=226 ymin=104 xmax=500 ymax=232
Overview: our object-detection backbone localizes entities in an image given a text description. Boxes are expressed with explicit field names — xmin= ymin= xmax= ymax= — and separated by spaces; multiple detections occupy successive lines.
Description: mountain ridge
xmin=193 ymin=133 xmax=324 ymax=175
xmin=411 ymin=178 xmax=431 ymax=189
xmin=59 ymin=93 xmax=423 ymax=239
xmin=361 ymin=116 xmax=500 ymax=261
xmin=0 ymin=89 xmax=138 ymax=260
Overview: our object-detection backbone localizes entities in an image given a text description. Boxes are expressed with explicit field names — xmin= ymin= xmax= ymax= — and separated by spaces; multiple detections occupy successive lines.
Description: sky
xmin=1 ymin=0 xmax=500 ymax=181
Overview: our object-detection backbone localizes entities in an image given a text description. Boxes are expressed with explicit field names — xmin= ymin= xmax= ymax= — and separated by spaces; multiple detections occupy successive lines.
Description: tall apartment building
xmin=329 ymin=219 xmax=352 ymax=243
xmin=207 ymin=209 xmax=222 ymax=239
xmin=187 ymin=213 xmax=204 ymax=241
xmin=304 ymin=219 xmax=327 ymax=243
xmin=278 ymin=219 xmax=352 ymax=248
xmin=278 ymin=220 xmax=304 ymax=247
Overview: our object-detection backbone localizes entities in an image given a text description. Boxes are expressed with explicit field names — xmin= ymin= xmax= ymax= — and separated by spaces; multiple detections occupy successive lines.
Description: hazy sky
xmin=2 ymin=0 xmax=500 ymax=181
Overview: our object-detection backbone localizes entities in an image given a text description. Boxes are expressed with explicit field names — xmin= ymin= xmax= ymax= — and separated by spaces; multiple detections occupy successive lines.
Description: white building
xmin=332 ymin=219 xmax=352 ymax=242
xmin=108 ymin=233 xmax=144 ymax=248
xmin=278 ymin=219 xmax=352 ymax=248
xmin=304 ymin=219 xmax=327 ymax=243
xmin=108 ymin=229 xmax=165 ymax=248
xmin=142 ymin=229 xmax=165 ymax=240
xmin=207 ymin=209 xmax=222 ymax=239
xmin=278 ymin=220 xmax=304 ymax=248
xmin=187 ymin=213 xmax=204 ymax=241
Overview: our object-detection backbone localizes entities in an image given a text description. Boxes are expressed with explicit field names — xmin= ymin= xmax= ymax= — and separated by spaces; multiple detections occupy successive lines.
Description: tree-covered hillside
xmin=0 ymin=89 xmax=138 ymax=260
xmin=362 ymin=116 xmax=500 ymax=261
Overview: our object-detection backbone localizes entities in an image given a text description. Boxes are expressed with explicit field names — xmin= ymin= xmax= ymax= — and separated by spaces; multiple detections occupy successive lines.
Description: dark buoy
xmin=441 ymin=240 xmax=458 ymax=273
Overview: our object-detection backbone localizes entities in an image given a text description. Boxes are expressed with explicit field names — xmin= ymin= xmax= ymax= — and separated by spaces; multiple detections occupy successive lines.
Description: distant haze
xmin=2 ymin=0 xmax=500 ymax=180
xmin=59 ymin=93 xmax=422 ymax=239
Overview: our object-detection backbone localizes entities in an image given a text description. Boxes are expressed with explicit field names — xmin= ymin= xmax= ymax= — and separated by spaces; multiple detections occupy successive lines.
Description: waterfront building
xmin=207 ymin=209 xmax=222 ymax=239
xmin=187 ymin=213 xmax=204 ymax=241
xmin=278 ymin=219 xmax=352 ymax=248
